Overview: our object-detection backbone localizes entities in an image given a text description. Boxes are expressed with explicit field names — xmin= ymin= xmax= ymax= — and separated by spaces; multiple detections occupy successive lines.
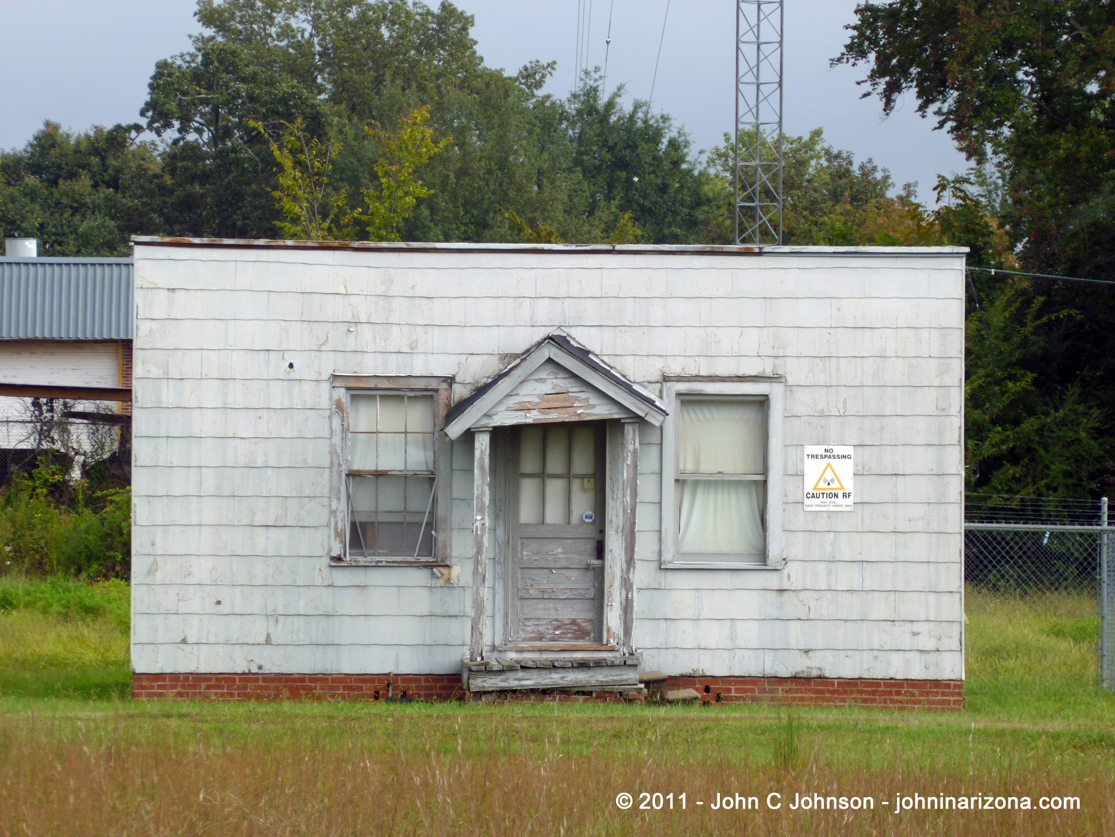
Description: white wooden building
xmin=130 ymin=239 xmax=966 ymax=707
xmin=0 ymin=249 xmax=133 ymax=474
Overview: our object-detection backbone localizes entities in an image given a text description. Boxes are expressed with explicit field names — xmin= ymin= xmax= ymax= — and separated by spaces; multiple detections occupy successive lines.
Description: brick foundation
xmin=132 ymin=673 xmax=462 ymax=702
xmin=670 ymin=676 xmax=965 ymax=710
xmin=133 ymin=673 xmax=963 ymax=709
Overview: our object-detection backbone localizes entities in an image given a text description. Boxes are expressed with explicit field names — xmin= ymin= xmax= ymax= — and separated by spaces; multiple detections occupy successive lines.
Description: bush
xmin=0 ymin=464 xmax=130 ymax=580
xmin=0 ymin=575 xmax=129 ymax=632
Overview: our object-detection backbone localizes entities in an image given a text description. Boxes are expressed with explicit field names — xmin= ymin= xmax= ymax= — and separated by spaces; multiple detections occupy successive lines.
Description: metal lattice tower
xmin=734 ymin=0 xmax=784 ymax=245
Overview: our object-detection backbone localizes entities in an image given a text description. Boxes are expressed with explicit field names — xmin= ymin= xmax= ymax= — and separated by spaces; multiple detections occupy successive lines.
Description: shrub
xmin=0 ymin=464 xmax=131 ymax=580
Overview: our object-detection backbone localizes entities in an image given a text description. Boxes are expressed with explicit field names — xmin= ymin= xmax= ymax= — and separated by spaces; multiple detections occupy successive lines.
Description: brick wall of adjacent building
xmin=119 ymin=339 xmax=132 ymax=416
xmin=133 ymin=673 xmax=963 ymax=710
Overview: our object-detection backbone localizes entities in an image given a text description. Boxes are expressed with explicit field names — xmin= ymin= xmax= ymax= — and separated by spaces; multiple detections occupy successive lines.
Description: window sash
xmin=331 ymin=379 xmax=450 ymax=565
xmin=661 ymin=380 xmax=784 ymax=569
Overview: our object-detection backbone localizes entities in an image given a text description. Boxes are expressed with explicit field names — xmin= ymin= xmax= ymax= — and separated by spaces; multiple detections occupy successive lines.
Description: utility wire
xmin=649 ymin=0 xmax=670 ymax=105
xmin=574 ymin=0 xmax=583 ymax=93
xmin=582 ymin=0 xmax=594 ymax=85
xmin=967 ymin=266 xmax=1115 ymax=288
xmin=602 ymin=0 xmax=615 ymax=95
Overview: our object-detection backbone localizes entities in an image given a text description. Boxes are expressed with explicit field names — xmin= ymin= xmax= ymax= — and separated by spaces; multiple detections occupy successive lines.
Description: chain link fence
xmin=1 ymin=397 xmax=130 ymax=495
xmin=965 ymin=495 xmax=1113 ymax=702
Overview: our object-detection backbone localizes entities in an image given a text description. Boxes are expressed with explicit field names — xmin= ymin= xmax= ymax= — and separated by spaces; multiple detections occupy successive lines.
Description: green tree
xmin=355 ymin=106 xmax=451 ymax=241
xmin=560 ymin=78 xmax=711 ymax=244
xmin=701 ymin=128 xmax=911 ymax=245
xmin=249 ymin=115 xmax=354 ymax=240
xmin=0 ymin=122 xmax=168 ymax=256
xmin=141 ymin=0 xmax=483 ymax=239
xmin=965 ymin=282 xmax=1105 ymax=497
xmin=837 ymin=1 xmax=1115 ymax=497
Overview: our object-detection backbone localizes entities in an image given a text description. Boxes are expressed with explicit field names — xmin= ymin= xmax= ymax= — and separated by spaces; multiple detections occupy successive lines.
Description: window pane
xmin=378 ymin=395 xmax=407 ymax=432
xmin=376 ymin=433 xmax=407 ymax=470
xmin=349 ymin=475 xmax=377 ymax=515
xmin=349 ymin=394 xmax=379 ymax=432
xmin=677 ymin=479 xmax=765 ymax=554
xmin=376 ymin=475 xmax=406 ymax=512
xmin=349 ymin=433 xmax=378 ymax=470
xmin=405 ymin=433 xmax=435 ymax=471
xmin=545 ymin=426 xmax=570 ymax=474
xmin=570 ymin=425 xmax=595 ymax=474
xmin=405 ymin=396 xmax=434 ymax=432
xmin=520 ymin=426 xmax=544 ymax=474
xmin=679 ymin=399 xmax=765 ymax=475
xmin=405 ymin=476 xmax=435 ymax=513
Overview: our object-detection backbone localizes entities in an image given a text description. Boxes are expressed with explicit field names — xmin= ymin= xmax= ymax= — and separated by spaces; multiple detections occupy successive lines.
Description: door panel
xmin=509 ymin=423 xmax=605 ymax=644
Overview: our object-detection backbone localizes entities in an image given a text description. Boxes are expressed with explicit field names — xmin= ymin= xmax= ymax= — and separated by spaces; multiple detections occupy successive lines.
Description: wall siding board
xmin=133 ymin=245 xmax=964 ymax=683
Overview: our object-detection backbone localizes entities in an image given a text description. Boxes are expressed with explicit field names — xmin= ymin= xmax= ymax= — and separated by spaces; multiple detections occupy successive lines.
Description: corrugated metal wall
xmin=0 ymin=258 xmax=133 ymax=339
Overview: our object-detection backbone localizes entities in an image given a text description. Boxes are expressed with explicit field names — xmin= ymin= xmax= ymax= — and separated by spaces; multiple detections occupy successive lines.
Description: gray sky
xmin=0 ymin=0 xmax=969 ymax=198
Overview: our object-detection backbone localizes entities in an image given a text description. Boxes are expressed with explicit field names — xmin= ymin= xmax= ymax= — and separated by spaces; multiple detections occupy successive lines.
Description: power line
xmin=967 ymin=266 xmax=1115 ymax=288
xmin=650 ymin=0 xmax=670 ymax=105
xmin=602 ymin=0 xmax=615 ymax=95
xmin=574 ymin=0 xmax=584 ymax=93
xmin=582 ymin=0 xmax=594 ymax=84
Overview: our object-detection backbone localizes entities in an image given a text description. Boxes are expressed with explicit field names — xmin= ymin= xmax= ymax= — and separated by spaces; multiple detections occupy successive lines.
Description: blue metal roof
xmin=0 ymin=258 xmax=133 ymax=339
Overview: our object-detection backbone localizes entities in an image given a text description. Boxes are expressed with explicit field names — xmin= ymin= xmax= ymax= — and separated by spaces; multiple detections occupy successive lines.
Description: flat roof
xmin=132 ymin=236 xmax=968 ymax=257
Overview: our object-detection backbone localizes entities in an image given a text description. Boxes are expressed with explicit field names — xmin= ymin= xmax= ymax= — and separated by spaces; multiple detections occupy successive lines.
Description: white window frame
xmin=329 ymin=375 xmax=452 ymax=566
xmin=660 ymin=378 xmax=785 ymax=569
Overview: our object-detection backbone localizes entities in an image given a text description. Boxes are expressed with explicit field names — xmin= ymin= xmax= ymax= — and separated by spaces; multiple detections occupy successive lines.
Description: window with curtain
xmin=331 ymin=377 xmax=451 ymax=565
xmin=661 ymin=380 xmax=785 ymax=568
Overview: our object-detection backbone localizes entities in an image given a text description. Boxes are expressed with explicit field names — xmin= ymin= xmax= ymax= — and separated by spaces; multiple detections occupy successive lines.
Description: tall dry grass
xmin=0 ymin=708 xmax=1112 ymax=837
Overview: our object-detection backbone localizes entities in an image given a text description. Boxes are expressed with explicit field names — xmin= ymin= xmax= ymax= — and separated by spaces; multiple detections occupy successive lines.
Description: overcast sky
xmin=0 ymin=0 xmax=969 ymax=198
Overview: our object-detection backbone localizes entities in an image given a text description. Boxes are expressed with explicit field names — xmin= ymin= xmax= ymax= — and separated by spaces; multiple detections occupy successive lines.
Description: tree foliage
xmin=249 ymin=115 xmax=353 ymax=240
xmin=0 ymin=123 xmax=167 ymax=256
xmin=355 ymin=106 xmax=451 ymax=241
xmin=839 ymin=1 xmax=1115 ymax=497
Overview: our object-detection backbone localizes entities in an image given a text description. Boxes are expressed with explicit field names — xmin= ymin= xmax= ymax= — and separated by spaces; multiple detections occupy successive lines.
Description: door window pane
xmin=570 ymin=425 xmax=595 ymax=474
xmin=544 ymin=476 xmax=569 ymax=524
xmin=545 ymin=426 xmax=570 ymax=474
xmin=520 ymin=426 xmax=544 ymax=474
xmin=570 ymin=477 xmax=595 ymax=524
xmin=520 ymin=477 xmax=544 ymax=524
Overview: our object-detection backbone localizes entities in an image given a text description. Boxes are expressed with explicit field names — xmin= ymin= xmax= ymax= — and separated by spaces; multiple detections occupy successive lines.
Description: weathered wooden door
xmin=509 ymin=423 xmax=606 ymax=644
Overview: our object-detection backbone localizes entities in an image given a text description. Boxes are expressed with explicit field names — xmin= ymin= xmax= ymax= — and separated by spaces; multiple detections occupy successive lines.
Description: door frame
xmin=487 ymin=418 xmax=640 ymax=655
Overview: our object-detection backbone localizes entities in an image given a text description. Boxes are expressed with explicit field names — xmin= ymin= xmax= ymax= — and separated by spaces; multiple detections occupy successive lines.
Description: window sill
xmin=331 ymin=558 xmax=450 ymax=568
xmin=660 ymin=560 xmax=781 ymax=570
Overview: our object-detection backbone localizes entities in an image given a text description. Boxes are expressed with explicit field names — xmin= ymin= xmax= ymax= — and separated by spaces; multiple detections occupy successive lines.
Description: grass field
xmin=1 ymin=577 xmax=1112 ymax=835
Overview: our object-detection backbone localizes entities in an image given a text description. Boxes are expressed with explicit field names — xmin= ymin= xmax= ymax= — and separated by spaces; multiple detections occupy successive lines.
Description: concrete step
xmin=664 ymin=688 xmax=701 ymax=704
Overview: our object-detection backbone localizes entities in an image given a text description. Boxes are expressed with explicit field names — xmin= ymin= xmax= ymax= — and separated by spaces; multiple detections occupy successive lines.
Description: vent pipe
xmin=4 ymin=238 xmax=38 ymax=258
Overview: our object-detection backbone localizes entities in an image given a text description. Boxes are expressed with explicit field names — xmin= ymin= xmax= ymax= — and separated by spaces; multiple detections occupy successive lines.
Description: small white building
xmin=131 ymin=239 xmax=966 ymax=708
xmin=0 ymin=243 xmax=132 ymax=476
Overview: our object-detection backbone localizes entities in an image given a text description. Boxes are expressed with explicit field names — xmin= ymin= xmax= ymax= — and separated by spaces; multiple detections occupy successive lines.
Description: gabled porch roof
xmin=443 ymin=330 xmax=667 ymax=439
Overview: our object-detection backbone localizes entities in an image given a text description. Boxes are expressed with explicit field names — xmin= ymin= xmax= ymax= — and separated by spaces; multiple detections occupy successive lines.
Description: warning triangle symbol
xmin=811 ymin=462 xmax=846 ymax=492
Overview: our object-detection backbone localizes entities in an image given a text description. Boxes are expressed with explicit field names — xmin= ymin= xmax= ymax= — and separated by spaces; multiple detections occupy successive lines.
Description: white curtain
xmin=677 ymin=399 xmax=766 ymax=555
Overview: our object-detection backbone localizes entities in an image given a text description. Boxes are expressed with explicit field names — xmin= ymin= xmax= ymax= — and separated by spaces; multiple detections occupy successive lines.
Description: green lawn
xmin=1 ymin=576 xmax=1112 ymax=836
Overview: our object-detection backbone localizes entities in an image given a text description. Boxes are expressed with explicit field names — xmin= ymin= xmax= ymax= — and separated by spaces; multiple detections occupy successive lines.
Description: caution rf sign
xmin=804 ymin=446 xmax=854 ymax=511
